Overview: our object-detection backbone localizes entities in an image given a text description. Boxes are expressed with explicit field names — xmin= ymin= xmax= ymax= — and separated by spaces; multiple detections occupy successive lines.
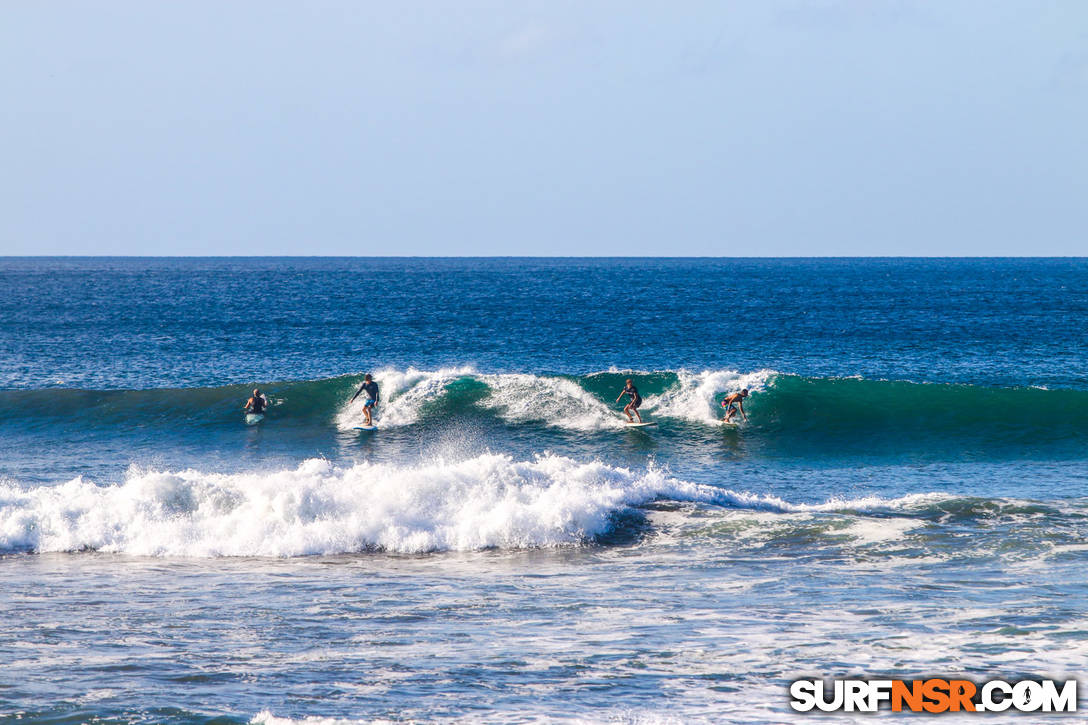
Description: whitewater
xmin=2 ymin=453 xmax=983 ymax=557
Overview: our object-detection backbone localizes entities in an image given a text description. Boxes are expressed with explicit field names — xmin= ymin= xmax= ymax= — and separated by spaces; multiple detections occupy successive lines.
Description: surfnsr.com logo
xmin=790 ymin=678 xmax=1077 ymax=713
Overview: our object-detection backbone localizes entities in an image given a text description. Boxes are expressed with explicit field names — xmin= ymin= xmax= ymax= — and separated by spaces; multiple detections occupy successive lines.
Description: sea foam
xmin=0 ymin=454 xmax=951 ymax=558
xmin=0 ymin=455 xmax=688 ymax=556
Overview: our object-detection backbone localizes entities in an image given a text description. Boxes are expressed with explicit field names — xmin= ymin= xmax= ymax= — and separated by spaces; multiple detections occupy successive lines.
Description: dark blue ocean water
xmin=3 ymin=257 xmax=1088 ymax=390
xmin=1 ymin=258 xmax=1086 ymax=724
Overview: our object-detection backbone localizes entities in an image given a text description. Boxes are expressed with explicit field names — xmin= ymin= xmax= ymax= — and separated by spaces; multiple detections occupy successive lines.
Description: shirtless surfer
xmin=616 ymin=378 xmax=643 ymax=423
xmin=720 ymin=389 xmax=749 ymax=423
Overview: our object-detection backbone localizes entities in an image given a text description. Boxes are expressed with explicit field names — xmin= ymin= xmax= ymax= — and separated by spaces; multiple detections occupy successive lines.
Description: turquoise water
xmin=1 ymin=258 xmax=1086 ymax=723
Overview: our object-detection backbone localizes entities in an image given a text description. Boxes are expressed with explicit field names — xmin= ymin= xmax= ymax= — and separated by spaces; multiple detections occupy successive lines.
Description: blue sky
xmin=1 ymin=1 xmax=1086 ymax=255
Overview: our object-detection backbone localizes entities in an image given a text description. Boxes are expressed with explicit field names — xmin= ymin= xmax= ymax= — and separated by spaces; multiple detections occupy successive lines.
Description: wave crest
xmin=332 ymin=367 xmax=772 ymax=432
xmin=0 ymin=453 xmax=977 ymax=558
xmin=0 ymin=455 xmax=688 ymax=556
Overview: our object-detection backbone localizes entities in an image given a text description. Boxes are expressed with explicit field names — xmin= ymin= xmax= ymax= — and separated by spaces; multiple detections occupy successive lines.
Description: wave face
xmin=752 ymin=374 xmax=1088 ymax=437
xmin=3 ymin=368 xmax=1086 ymax=459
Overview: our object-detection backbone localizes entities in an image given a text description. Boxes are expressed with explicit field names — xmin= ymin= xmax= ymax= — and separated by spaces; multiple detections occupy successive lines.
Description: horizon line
xmin=2 ymin=255 xmax=1087 ymax=260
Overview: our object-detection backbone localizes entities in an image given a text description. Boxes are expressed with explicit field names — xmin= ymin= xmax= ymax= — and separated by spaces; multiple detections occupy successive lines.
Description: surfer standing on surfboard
xmin=349 ymin=373 xmax=380 ymax=427
xmin=721 ymin=389 xmax=749 ymax=423
xmin=616 ymin=378 xmax=643 ymax=423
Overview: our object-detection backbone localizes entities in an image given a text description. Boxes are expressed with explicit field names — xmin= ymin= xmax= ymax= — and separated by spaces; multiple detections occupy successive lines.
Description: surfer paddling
xmin=720 ymin=389 xmax=749 ymax=423
xmin=616 ymin=378 xmax=643 ymax=423
xmin=244 ymin=389 xmax=267 ymax=415
xmin=350 ymin=373 xmax=380 ymax=427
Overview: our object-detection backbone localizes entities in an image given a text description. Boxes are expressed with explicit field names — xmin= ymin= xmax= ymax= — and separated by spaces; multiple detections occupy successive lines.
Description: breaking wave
xmin=4 ymin=451 xmax=1076 ymax=558
xmin=2 ymin=368 xmax=1087 ymax=457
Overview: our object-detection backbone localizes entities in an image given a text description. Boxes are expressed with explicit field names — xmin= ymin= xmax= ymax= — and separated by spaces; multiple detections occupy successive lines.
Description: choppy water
xmin=1 ymin=258 xmax=1086 ymax=723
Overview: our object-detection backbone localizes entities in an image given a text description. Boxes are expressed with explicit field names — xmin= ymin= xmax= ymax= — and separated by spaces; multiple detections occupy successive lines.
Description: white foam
xmin=841 ymin=516 xmax=923 ymax=545
xmin=252 ymin=711 xmax=687 ymax=725
xmin=0 ymin=455 xmax=688 ymax=556
xmin=335 ymin=366 xmax=620 ymax=431
xmin=478 ymin=373 xmax=623 ymax=431
xmin=253 ymin=714 xmax=392 ymax=725
xmin=0 ymin=454 xmax=956 ymax=558
xmin=335 ymin=366 xmax=473 ymax=430
xmin=476 ymin=367 xmax=779 ymax=431
xmin=772 ymin=491 xmax=951 ymax=514
xmin=0 ymin=444 xmax=974 ymax=555
xmin=643 ymin=368 xmax=776 ymax=425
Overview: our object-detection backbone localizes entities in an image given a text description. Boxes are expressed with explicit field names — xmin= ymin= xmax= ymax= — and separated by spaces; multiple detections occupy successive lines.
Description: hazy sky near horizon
xmin=2 ymin=1 xmax=1086 ymax=256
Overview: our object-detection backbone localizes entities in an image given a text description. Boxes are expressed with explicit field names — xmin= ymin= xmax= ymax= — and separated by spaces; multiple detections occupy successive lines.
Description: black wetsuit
xmin=247 ymin=396 xmax=266 ymax=414
xmin=622 ymin=384 xmax=642 ymax=409
xmin=360 ymin=381 xmax=379 ymax=403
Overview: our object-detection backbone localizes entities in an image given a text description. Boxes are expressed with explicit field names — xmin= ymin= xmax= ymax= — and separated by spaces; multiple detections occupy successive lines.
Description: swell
xmin=3 ymin=368 xmax=1087 ymax=452
xmin=0 ymin=376 xmax=353 ymax=430
xmin=751 ymin=375 xmax=1088 ymax=448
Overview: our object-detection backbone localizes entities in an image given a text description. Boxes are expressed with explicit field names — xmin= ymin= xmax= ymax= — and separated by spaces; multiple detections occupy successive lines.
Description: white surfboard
xmin=719 ymin=420 xmax=739 ymax=428
xmin=624 ymin=420 xmax=657 ymax=428
xmin=353 ymin=425 xmax=378 ymax=432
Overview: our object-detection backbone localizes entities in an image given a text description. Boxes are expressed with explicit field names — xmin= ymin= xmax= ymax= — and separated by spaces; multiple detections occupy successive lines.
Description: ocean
xmin=1 ymin=257 xmax=1086 ymax=723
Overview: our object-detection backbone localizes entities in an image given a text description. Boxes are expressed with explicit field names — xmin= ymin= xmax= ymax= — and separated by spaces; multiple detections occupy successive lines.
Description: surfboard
xmin=353 ymin=425 xmax=378 ymax=432
xmin=624 ymin=420 xmax=657 ymax=428
xmin=719 ymin=420 xmax=739 ymax=428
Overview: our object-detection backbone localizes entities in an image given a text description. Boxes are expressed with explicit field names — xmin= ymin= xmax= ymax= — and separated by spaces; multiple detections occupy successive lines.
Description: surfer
xmin=244 ymin=389 xmax=266 ymax=415
xmin=616 ymin=378 xmax=643 ymax=423
xmin=349 ymin=373 xmax=380 ymax=426
xmin=720 ymin=389 xmax=749 ymax=423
